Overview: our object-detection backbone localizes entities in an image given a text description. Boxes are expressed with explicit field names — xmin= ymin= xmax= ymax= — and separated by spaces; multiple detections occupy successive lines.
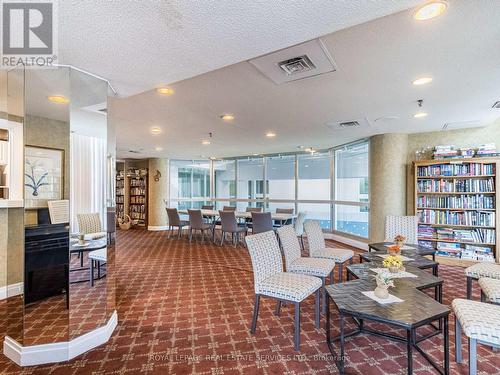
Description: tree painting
xmin=25 ymin=159 xmax=49 ymax=196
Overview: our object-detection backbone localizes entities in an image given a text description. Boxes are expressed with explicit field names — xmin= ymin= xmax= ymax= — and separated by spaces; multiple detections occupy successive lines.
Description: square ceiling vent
xmin=249 ymin=38 xmax=336 ymax=84
xmin=324 ymin=118 xmax=371 ymax=131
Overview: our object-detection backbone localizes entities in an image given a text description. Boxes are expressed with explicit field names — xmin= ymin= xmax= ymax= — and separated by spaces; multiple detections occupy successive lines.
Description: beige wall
xmin=148 ymin=158 xmax=169 ymax=228
xmin=0 ymin=208 xmax=23 ymax=289
xmin=369 ymin=133 xmax=408 ymax=242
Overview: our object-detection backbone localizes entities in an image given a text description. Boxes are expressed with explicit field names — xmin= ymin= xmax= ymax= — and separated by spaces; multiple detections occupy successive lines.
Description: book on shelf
xmin=417 ymin=194 xmax=494 ymax=209
xmin=417 ymin=209 xmax=495 ymax=227
xmin=417 ymin=162 xmax=495 ymax=177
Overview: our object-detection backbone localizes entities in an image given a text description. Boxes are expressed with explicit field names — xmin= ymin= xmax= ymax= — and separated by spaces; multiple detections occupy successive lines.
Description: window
xmin=169 ymin=160 xmax=210 ymax=201
xmin=266 ymin=155 xmax=295 ymax=200
xmin=214 ymin=160 xmax=236 ymax=199
xmin=237 ymin=158 xmax=264 ymax=210
xmin=298 ymin=203 xmax=331 ymax=229
xmin=298 ymin=152 xmax=331 ymax=200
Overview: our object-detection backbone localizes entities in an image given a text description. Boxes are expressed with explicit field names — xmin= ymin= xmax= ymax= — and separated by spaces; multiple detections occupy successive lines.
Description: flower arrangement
xmin=383 ymin=255 xmax=403 ymax=273
xmin=373 ymin=272 xmax=395 ymax=299
xmin=394 ymin=234 xmax=406 ymax=247
xmin=387 ymin=244 xmax=401 ymax=255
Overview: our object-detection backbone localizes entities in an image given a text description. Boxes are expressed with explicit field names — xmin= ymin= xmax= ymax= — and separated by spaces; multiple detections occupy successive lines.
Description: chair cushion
xmin=86 ymin=232 xmax=107 ymax=240
xmin=465 ymin=262 xmax=500 ymax=279
xmin=312 ymin=248 xmax=354 ymax=263
xmin=257 ymin=272 xmax=322 ymax=302
xmin=288 ymin=257 xmax=336 ymax=278
xmin=452 ymin=298 xmax=500 ymax=346
xmin=478 ymin=277 xmax=500 ymax=303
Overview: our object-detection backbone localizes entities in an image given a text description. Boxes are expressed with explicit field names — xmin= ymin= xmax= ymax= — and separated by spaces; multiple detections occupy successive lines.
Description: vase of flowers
xmin=374 ymin=273 xmax=394 ymax=299
xmin=387 ymin=244 xmax=401 ymax=255
xmin=394 ymin=234 xmax=406 ymax=248
xmin=383 ymin=255 xmax=404 ymax=273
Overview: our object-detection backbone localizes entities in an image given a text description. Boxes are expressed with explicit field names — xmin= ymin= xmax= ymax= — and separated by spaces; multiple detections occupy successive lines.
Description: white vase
xmin=374 ymin=285 xmax=389 ymax=299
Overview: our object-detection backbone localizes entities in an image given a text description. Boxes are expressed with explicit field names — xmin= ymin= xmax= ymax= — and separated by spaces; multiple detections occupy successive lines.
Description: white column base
xmin=0 ymin=282 xmax=23 ymax=300
xmin=147 ymin=225 xmax=169 ymax=231
xmin=3 ymin=310 xmax=118 ymax=366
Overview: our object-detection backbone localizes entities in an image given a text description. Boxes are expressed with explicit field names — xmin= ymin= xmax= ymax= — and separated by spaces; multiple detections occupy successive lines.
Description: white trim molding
xmin=0 ymin=282 xmax=23 ymax=300
xmin=324 ymin=233 xmax=369 ymax=251
xmin=147 ymin=225 xmax=169 ymax=231
xmin=3 ymin=310 xmax=118 ymax=366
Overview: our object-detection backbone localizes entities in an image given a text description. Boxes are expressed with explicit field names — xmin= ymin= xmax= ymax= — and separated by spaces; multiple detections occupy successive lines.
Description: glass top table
xmin=360 ymin=249 xmax=439 ymax=276
xmin=369 ymin=242 xmax=436 ymax=259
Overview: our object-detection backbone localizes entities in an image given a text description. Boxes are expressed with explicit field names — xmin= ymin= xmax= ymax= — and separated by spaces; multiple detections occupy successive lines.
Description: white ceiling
xmin=111 ymin=0 xmax=500 ymax=159
xmin=59 ymin=0 xmax=421 ymax=96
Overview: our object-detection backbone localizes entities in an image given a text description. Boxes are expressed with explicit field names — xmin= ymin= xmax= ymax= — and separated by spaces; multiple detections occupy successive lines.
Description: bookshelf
xmin=127 ymin=169 xmax=148 ymax=227
xmin=116 ymin=169 xmax=125 ymax=220
xmin=414 ymin=157 xmax=500 ymax=266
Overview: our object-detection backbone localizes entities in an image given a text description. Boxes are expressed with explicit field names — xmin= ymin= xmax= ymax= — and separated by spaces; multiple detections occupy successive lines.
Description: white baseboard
xmin=0 ymin=282 xmax=23 ymax=300
xmin=3 ymin=310 xmax=118 ymax=366
xmin=324 ymin=233 xmax=369 ymax=251
xmin=147 ymin=225 xmax=169 ymax=231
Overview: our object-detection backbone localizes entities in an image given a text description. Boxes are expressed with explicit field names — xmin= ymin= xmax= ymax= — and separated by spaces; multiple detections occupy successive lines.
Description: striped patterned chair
xmin=479 ymin=277 xmax=500 ymax=305
xmin=453 ymin=298 xmax=500 ymax=375
xmin=304 ymin=220 xmax=354 ymax=282
xmin=77 ymin=213 xmax=106 ymax=240
xmin=277 ymin=225 xmax=335 ymax=314
xmin=464 ymin=262 xmax=500 ymax=299
xmin=245 ymin=230 xmax=322 ymax=350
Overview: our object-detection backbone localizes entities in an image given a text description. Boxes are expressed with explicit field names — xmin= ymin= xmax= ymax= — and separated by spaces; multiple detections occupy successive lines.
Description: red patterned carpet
xmin=1 ymin=229 xmax=499 ymax=374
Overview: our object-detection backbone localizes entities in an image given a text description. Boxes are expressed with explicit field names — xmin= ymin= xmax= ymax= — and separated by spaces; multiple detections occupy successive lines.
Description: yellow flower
xmin=383 ymin=255 xmax=403 ymax=268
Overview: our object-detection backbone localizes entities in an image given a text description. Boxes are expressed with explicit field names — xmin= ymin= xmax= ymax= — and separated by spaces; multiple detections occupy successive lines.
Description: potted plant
xmin=383 ymin=255 xmax=404 ymax=273
xmin=394 ymin=234 xmax=406 ymax=247
xmin=373 ymin=273 xmax=395 ymax=299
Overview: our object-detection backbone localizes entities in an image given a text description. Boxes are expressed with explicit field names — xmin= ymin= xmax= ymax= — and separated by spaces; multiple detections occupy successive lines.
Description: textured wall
xmin=148 ymin=158 xmax=169 ymax=229
xmin=0 ymin=208 xmax=23 ymax=289
xmin=369 ymin=133 xmax=408 ymax=242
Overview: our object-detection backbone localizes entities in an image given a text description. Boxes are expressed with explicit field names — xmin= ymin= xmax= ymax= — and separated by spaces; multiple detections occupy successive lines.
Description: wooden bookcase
xmin=414 ymin=157 xmax=500 ymax=266
xmin=116 ymin=170 xmax=125 ymax=220
xmin=128 ymin=169 xmax=148 ymax=227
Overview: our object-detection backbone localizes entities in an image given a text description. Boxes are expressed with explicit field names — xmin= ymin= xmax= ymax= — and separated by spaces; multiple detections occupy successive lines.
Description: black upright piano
xmin=24 ymin=210 xmax=69 ymax=305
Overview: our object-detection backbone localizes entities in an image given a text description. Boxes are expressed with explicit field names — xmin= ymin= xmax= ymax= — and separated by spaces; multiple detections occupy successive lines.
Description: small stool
xmin=464 ymin=263 xmax=500 ymax=299
xmin=89 ymin=248 xmax=107 ymax=286
xmin=478 ymin=277 xmax=500 ymax=305
xmin=452 ymin=299 xmax=500 ymax=375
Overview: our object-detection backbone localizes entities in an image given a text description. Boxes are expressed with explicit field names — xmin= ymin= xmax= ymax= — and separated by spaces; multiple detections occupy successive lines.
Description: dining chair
xmin=304 ymin=220 xmax=354 ymax=282
xmin=251 ymin=212 xmax=274 ymax=234
xmin=294 ymin=212 xmax=307 ymax=250
xmin=201 ymin=205 xmax=214 ymax=210
xmin=222 ymin=206 xmax=236 ymax=211
xmin=384 ymin=215 xmax=418 ymax=245
xmin=277 ymin=225 xmax=335 ymax=314
xmin=274 ymin=208 xmax=294 ymax=226
xmin=200 ymin=205 xmax=215 ymax=223
xmin=188 ymin=209 xmax=213 ymax=243
xmin=166 ymin=208 xmax=189 ymax=238
xmin=219 ymin=210 xmax=247 ymax=247
xmin=245 ymin=230 xmax=321 ymax=350
xmin=246 ymin=207 xmax=263 ymax=213
xmin=77 ymin=213 xmax=107 ymax=240
xmin=245 ymin=207 xmax=262 ymax=227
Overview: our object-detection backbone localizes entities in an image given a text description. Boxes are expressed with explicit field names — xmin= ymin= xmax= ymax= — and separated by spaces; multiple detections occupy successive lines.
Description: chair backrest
xmin=277 ymin=225 xmax=302 ymax=269
xmin=201 ymin=205 xmax=214 ymax=210
xmin=77 ymin=213 xmax=102 ymax=234
xmin=294 ymin=212 xmax=306 ymax=236
xmin=166 ymin=208 xmax=181 ymax=226
xmin=245 ymin=231 xmax=283 ymax=292
xmin=246 ymin=207 xmax=262 ymax=213
xmin=251 ymin=212 xmax=273 ymax=234
xmin=384 ymin=216 xmax=418 ymax=244
xmin=188 ymin=209 xmax=205 ymax=229
xmin=222 ymin=205 xmax=236 ymax=211
xmin=304 ymin=220 xmax=325 ymax=255
xmin=219 ymin=210 xmax=238 ymax=232
xmin=276 ymin=208 xmax=294 ymax=214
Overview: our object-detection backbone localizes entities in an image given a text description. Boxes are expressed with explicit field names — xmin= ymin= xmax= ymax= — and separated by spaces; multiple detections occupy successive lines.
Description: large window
xmin=168 ymin=139 xmax=370 ymax=239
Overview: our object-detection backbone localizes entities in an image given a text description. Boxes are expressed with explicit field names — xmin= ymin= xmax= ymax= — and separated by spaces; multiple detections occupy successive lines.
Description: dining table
xmin=177 ymin=209 xmax=296 ymax=223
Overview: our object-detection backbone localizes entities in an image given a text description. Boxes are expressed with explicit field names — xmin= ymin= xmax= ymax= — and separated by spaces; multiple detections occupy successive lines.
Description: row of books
xmin=116 ymin=195 xmax=124 ymax=204
xmin=417 ymin=163 xmax=495 ymax=177
xmin=417 ymin=210 xmax=496 ymax=227
xmin=130 ymin=196 xmax=146 ymax=204
xmin=418 ymin=226 xmax=496 ymax=244
xmin=130 ymin=178 xmax=146 ymax=187
xmin=432 ymin=144 xmax=498 ymax=160
xmin=418 ymin=240 xmax=495 ymax=262
xmin=130 ymin=187 xmax=146 ymax=196
xmin=417 ymin=194 xmax=494 ymax=209
xmin=417 ymin=178 xmax=495 ymax=193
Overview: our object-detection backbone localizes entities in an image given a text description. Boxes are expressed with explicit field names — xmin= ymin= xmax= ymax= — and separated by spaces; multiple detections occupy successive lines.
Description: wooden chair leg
xmin=338 ymin=263 xmax=343 ymax=283
xmin=455 ymin=316 xmax=462 ymax=363
xmin=250 ymin=294 xmax=260 ymax=333
xmin=469 ymin=338 xmax=477 ymax=375
xmin=467 ymin=277 xmax=473 ymax=299
xmin=294 ymin=302 xmax=301 ymax=350
xmin=274 ymin=301 xmax=281 ymax=316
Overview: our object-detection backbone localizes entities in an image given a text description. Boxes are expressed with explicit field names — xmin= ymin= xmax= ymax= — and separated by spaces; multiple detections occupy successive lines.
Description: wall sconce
xmin=154 ymin=170 xmax=161 ymax=182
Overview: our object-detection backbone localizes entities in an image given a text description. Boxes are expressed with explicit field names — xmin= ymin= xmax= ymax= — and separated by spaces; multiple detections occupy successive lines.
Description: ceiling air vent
xmin=128 ymin=150 xmax=140 ymax=154
xmin=338 ymin=121 xmax=360 ymax=128
xmin=325 ymin=118 xmax=371 ymax=131
xmin=492 ymin=101 xmax=500 ymax=109
xmin=249 ymin=38 xmax=336 ymax=84
xmin=278 ymin=55 xmax=316 ymax=75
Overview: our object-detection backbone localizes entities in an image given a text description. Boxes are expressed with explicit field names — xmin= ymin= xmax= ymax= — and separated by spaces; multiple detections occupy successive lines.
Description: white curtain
xmin=70 ymin=133 xmax=107 ymax=232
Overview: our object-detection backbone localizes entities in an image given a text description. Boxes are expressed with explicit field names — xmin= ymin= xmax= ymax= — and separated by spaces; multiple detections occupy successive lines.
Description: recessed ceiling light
xmin=201 ymin=140 xmax=211 ymax=145
xmin=209 ymin=156 xmax=217 ymax=160
xmin=414 ymin=112 xmax=428 ymax=118
xmin=155 ymin=147 xmax=163 ymax=151
xmin=266 ymin=132 xmax=276 ymax=138
xmin=150 ymin=127 xmax=162 ymax=134
xmin=157 ymin=87 xmax=174 ymax=95
xmin=412 ymin=77 xmax=433 ymax=85
xmin=252 ymin=153 xmax=259 ymax=156
xmin=414 ymin=1 xmax=447 ymax=21
xmin=220 ymin=114 xmax=235 ymax=121
xmin=47 ymin=95 xmax=69 ymax=104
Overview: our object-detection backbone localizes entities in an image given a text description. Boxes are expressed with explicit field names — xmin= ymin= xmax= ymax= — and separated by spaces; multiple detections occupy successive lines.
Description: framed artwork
xmin=24 ymin=146 xmax=64 ymax=208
